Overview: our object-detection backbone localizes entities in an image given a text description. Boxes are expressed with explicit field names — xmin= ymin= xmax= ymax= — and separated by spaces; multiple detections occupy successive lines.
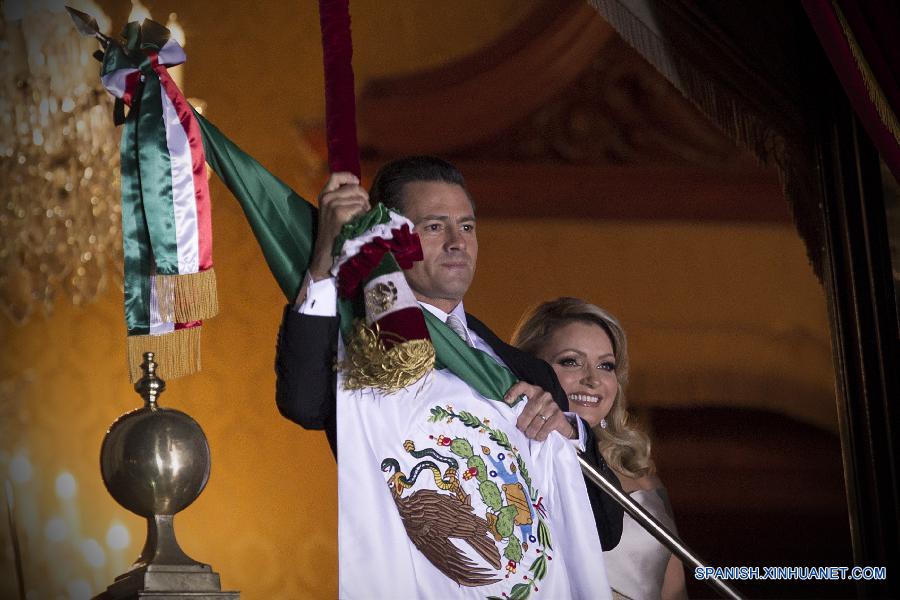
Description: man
xmin=275 ymin=156 xmax=623 ymax=594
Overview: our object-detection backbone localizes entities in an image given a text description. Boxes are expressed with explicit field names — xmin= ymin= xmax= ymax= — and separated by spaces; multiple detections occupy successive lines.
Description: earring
xmin=600 ymin=418 xmax=608 ymax=429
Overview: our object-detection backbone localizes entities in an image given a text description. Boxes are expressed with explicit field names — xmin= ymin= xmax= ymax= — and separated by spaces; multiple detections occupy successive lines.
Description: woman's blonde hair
xmin=511 ymin=297 xmax=653 ymax=478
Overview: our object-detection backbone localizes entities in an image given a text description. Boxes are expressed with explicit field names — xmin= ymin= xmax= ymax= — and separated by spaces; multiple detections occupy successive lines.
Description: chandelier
xmin=0 ymin=1 xmax=121 ymax=325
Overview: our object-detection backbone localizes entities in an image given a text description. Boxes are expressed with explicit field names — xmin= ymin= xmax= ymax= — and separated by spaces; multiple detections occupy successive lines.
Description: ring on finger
xmin=539 ymin=413 xmax=549 ymax=422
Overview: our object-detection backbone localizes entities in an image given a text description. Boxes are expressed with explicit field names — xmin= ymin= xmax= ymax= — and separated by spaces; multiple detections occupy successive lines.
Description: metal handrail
xmin=578 ymin=455 xmax=744 ymax=600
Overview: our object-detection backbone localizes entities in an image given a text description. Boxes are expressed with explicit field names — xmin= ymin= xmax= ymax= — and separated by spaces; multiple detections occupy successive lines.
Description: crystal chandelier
xmin=0 ymin=1 xmax=121 ymax=325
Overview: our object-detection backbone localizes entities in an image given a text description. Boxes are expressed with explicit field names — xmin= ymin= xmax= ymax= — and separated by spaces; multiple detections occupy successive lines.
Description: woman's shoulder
xmin=616 ymin=471 xmax=664 ymax=493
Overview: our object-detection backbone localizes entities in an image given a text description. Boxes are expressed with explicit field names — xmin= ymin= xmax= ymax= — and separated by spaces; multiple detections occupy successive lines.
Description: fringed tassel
xmin=127 ymin=326 xmax=202 ymax=383
xmin=340 ymin=320 xmax=435 ymax=393
xmin=832 ymin=1 xmax=900 ymax=145
xmin=174 ymin=268 xmax=218 ymax=322
xmin=585 ymin=0 xmax=828 ymax=281
xmin=586 ymin=0 xmax=780 ymax=163
xmin=152 ymin=274 xmax=177 ymax=323
xmin=152 ymin=268 xmax=219 ymax=323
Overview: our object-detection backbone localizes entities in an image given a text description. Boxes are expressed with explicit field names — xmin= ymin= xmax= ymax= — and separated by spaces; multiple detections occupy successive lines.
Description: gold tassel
xmin=339 ymin=320 xmax=435 ymax=393
xmin=127 ymin=327 xmax=202 ymax=383
xmin=174 ymin=268 xmax=218 ymax=322
xmin=152 ymin=274 xmax=177 ymax=323
xmin=153 ymin=268 xmax=219 ymax=323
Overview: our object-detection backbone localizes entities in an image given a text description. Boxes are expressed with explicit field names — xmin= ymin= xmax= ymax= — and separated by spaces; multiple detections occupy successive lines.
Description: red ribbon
xmin=336 ymin=225 xmax=423 ymax=298
xmin=319 ymin=0 xmax=361 ymax=177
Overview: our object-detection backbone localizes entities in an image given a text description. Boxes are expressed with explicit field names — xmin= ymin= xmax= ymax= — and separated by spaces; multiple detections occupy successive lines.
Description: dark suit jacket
xmin=274 ymin=304 xmax=625 ymax=551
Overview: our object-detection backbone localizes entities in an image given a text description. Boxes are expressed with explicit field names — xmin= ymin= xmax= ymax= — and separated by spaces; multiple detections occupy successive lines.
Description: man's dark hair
xmin=370 ymin=155 xmax=473 ymax=214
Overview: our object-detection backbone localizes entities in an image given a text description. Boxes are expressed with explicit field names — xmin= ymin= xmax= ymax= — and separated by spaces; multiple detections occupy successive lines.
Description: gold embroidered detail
xmin=365 ymin=280 xmax=398 ymax=317
xmin=340 ymin=320 xmax=434 ymax=392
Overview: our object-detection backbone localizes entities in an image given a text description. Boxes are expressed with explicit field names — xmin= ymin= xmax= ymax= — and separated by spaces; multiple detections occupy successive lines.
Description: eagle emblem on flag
xmin=379 ymin=406 xmax=553 ymax=598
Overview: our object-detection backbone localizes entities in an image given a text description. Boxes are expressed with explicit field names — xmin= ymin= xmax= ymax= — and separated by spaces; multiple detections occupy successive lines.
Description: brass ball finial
xmin=99 ymin=350 xmax=212 ymax=585
xmin=97 ymin=348 xmax=234 ymax=596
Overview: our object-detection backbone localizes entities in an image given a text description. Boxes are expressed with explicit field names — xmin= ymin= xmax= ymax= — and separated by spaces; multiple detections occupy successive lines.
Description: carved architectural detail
xmin=461 ymin=38 xmax=746 ymax=166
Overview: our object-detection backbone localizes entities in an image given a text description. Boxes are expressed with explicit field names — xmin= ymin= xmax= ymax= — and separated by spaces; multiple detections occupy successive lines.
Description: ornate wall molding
xmin=353 ymin=0 xmax=786 ymax=223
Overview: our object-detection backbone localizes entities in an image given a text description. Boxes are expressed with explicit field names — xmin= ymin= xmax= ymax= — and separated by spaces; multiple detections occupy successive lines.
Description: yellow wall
xmin=0 ymin=1 xmax=834 ymax=598
xmin=471 ymin=220 xmax=834 ymax=430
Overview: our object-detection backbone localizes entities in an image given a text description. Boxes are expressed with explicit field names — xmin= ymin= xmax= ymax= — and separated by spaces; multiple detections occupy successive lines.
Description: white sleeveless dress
xmin=604 ymin=488 xmax=677 ymax=600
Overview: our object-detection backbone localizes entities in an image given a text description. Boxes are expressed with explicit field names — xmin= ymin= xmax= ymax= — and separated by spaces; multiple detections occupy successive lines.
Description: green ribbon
xmin=120 ymin=112 xmax=151 ymax=335
xmin=135 ymin=66 xmax=178 ymax=275
xmin=424 ymin=311 xmax=519 ymax=403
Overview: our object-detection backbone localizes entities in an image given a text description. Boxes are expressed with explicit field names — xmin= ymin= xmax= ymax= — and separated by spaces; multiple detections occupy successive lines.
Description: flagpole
xmin=318 ymin=0 xmax=361 ymax=178
xmin=577 ymin=455 xmax=744 ymax=600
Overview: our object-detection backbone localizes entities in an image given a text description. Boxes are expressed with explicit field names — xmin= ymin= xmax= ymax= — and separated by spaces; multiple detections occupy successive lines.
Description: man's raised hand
xmin=307 ymin=172 xmax=370 ymax=283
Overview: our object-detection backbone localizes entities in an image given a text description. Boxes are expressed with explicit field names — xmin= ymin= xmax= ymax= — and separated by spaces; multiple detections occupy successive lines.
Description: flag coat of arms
xmin=336 ymin=345 xmax=612 ymax=600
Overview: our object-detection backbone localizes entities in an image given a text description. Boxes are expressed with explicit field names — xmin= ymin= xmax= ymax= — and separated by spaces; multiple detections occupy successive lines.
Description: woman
xmin=512 ymin=297 xmax=687 ymax=600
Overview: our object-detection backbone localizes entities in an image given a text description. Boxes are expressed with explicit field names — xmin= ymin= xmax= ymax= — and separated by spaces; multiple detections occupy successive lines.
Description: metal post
xmin=578 ymin=455 xmax=744 ymax=600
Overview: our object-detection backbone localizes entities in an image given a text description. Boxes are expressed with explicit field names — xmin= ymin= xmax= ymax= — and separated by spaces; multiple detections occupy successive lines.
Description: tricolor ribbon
xmin=331 ymin=205 xmax=433 ymax=391
xmin=101 ymin=19 xmax=217 ymax=382
xmin=330 ymin=205 xmax=518 ymax=402
xmin=331 ymin=205 xmax=422 ymax=298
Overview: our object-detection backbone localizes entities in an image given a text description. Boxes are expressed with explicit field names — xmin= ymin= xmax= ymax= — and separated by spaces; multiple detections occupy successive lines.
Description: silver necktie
xmin=445 ymin=313 xmax=474 ymax=348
